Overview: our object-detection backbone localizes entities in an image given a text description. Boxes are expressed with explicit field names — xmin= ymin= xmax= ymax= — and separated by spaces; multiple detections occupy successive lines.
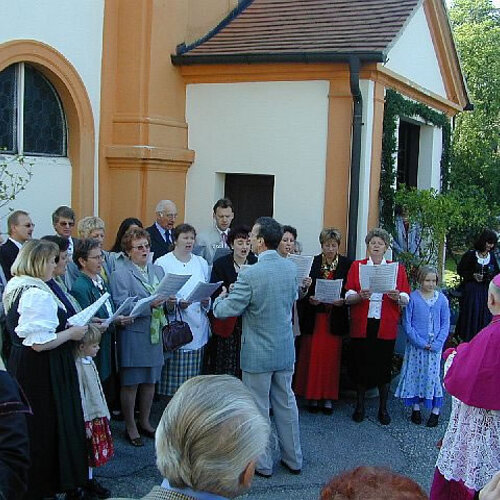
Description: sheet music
xmin=156 ymin=273 xmax=192 ymax=298
xmin=314 ymin=279 xmax=343 ymax=303
xmin=67 ymin=293 xmax=111 ymax=326
xmin=360 ymin=263 xmax=398 ymax=293
xmin=184 ymin=281 xmax=223 ymax=303
xmin=287 ymin=254 xmax=314 ymax=281
xmin=102 ymin=296 xmax=137 ymax=327
xmin=130 ymin=294 xmax=159 ymax=317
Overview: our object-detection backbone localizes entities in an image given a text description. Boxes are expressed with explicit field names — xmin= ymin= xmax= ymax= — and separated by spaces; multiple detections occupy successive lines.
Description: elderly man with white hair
xmin=112 ymin=375 xmax=270 ymax=500
xmin=146 ymin=200 xmax=178 ymax=262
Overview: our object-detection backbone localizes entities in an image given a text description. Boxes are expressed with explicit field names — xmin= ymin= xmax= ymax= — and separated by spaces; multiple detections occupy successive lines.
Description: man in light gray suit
xmin=194 ymin=198 xmax=234 ymax=265
xmin=213 ymin=217 xmax=303 ymax=477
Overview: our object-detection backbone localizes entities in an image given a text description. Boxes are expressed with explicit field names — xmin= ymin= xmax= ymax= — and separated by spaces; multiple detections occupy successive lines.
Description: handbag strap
xmin=163 ymin=303 xmax=184 ymax=324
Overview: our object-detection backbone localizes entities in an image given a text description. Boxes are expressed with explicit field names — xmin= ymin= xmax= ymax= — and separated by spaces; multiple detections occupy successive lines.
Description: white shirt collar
xmin=8 ymin=237 xmax=23 ymax=249
xmin=155 ymin=222 xmax=166 ymax=236
xmin=367 ymin=256 xmax=387 ymax=266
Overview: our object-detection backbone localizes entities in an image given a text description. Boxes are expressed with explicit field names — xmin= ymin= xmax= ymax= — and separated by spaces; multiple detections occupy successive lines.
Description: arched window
xmin=0 ymin=62 xmax=67 ymax=156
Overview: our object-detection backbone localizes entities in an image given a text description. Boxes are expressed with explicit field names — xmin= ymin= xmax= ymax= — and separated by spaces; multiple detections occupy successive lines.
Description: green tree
xmin=447 ymin=0 xmax=500 ymax=252
xmin=0 ymin=153 xmax=33 ymax=216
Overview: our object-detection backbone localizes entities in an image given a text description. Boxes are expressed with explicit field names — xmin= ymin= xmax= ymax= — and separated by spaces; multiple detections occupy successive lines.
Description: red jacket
xmin=345 ymin=259 xmax=410 ymax=340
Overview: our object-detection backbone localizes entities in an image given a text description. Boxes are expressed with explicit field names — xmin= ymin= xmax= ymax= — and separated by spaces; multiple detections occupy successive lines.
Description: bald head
xmin=155 ymin=200 xmax=178 ymax=230
xmin=488 ymin=277 xmax=500 ymax=315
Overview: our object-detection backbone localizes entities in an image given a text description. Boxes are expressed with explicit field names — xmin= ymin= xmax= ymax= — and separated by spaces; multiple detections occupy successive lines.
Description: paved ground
xmin=98 ymin=377 xmax=448 ymax=499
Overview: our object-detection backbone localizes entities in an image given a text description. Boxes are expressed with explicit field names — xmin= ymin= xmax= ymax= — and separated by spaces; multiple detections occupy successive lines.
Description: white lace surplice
xmin=436 ymin=353 xmax=500 ymax=491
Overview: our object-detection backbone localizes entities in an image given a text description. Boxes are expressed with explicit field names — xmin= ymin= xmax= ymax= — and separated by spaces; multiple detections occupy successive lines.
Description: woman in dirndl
xmin=295 ymin=228 xmax=352 ymax=414
xmin=207 ymin=225 xmax=257 ymax=377
xmin=155 ymin=224 xmax=211 ymax=396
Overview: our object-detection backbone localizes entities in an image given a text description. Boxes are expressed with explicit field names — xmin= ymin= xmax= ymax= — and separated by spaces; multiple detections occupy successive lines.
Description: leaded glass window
xmin=0 ymin=65 xmax=17 ymax=153
xmin=0 ymin=63 xmax=67 ymax=156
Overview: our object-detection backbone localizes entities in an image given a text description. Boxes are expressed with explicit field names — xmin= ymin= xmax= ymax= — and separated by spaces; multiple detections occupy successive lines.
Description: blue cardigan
xmin=403 ymin=290 xmax=450 ymax=352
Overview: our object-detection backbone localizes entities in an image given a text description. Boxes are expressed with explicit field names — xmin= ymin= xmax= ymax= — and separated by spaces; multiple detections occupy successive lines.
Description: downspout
xmin=347 ymin=57 xmax=362 ymax=260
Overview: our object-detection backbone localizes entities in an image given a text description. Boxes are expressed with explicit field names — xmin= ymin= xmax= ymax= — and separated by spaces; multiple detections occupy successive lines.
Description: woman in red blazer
xmin=345 ymin=228 xmax=410 ymax=425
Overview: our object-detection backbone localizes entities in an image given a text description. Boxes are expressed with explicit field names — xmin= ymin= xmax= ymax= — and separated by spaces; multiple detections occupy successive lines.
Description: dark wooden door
xmin=397 ymin=120 xmax=420 ymax=188
xmin=224 ymin=174 xmax=274 ymax=228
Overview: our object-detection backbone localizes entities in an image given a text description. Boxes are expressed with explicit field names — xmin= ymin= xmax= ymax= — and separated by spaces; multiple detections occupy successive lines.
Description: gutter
xmin=171 ymin=52 xmax=384 ymax=66
xmin=347 ymin=57 xmax=362 ymax=260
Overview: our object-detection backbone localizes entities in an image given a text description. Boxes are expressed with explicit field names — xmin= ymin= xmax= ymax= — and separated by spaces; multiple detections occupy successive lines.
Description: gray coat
xmin=213 ymin=250 xmax=298 ymax=373
xmin=193 ymin=226 xmax=231 ymax=265
xmin=109 ymin=259 xmax=164 ymax=369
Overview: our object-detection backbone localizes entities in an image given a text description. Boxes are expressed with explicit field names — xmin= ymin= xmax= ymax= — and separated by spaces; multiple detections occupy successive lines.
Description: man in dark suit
xmin=146 ymin=200 xmax=178 ymax=261
xmin=0 ymin=210 xmax=34 ymax=281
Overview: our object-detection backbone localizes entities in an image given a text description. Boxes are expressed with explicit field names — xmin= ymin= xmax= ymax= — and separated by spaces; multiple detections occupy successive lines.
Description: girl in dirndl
xmin=75 ymin=324 xmax=114 ymax=498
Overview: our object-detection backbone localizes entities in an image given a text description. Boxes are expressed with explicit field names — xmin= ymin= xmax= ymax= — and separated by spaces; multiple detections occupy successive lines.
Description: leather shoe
xmin=426 ymin=413 xmax=439 ymax=427
xmin=378 ymin=409 xmax=391 ymax=425
xmin=280 ymin=460 xmax=301 ymax=475
xmin=85 ymin=479 xmax=110 ymax=499
xmin=307 ymin=403 xmax=319 ymax=414
xmin=411 ymin=410 xmax=422 ymax=425
xmin=352 ymin=408 xmax=365 ymax=423
xmin=137 ymin=424 xmax=156 ymax=439
xmin=255 ymin=470 xmax=272 ymax=478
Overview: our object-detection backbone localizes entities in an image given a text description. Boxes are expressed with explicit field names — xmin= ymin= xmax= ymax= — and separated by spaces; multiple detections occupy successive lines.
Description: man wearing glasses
xmin=146 ymin=200 xmax=178 ymax=261
xmin=0 ymin=210 xmax=34 ymax=281
xmin=52 ymin=205 xmax=79 ymax=289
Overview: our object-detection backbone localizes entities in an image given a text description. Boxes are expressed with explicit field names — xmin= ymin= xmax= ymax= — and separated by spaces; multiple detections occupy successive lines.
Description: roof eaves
xmin=176 ymin=0 xmax=255 ymax=56
xmin=171 ymin=51 xmax=386 ymax=66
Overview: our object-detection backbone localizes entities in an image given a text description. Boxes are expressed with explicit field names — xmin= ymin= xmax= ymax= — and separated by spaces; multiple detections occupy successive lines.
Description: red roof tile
xmin=174 ymin=0 xmax=420 ymax=64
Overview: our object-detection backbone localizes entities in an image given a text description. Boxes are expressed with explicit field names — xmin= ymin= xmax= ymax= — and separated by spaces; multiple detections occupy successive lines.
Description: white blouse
xmin=15 ymin=288 xmax=59 ymax=346
xmin=155 ymin=252 xmax=210 ymax=351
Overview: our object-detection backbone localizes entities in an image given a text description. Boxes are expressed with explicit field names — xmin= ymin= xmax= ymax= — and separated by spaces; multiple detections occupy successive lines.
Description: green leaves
xmin=0 ymin=154 xmax=34 ymax=212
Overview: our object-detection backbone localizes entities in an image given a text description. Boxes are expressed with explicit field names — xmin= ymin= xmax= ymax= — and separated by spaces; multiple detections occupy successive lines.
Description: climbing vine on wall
xmin=380 ymin=89 xmax=451 ymax=231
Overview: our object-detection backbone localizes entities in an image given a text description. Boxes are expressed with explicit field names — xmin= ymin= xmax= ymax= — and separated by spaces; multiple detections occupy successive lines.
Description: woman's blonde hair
xmin=319 ymin=228 xmax=342 ymax=245
xmin=156 ymin=375 xmax=270 ymax=498
xmin=77 ymin=216 xmax=105 ymax=239
xmin=417 ymin=265 xmax=439 ymax=284
xmin=11 ymin=239 xmax=59 ymax=279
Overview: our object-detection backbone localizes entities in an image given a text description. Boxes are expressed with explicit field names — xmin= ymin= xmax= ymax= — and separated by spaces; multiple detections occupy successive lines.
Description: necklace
xmin=233 ymin=258 xmax=247 ymax=271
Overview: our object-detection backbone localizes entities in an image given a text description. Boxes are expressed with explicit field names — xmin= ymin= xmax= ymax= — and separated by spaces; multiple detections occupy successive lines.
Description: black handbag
xmin=161 ymin=305 xmax=193 ymax=352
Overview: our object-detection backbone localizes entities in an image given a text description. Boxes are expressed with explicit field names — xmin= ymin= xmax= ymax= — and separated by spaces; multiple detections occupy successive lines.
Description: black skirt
xmin=7 ymin=296 xmax=87 ymax=498
xmin=349 ymin=319 xmax=395 ymax=388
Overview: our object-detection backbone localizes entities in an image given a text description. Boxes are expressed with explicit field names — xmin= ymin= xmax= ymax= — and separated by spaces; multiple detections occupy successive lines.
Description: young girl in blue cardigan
xmin=395 ymin=266 xmax=450 ymax=427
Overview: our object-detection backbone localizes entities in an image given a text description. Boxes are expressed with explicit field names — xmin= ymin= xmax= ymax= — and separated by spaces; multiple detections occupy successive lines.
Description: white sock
xmin=88 ymin=467 xmax=93 ymax=480
xmin=413 ymin=404 xmax=420 ymax=411
xmin=431 ymin=407 xmax=440 ymax=415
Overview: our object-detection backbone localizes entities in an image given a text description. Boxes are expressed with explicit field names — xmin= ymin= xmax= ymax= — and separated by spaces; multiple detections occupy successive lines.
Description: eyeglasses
xmin=21 ymin=223 xmax=35 ymax=228
xmin=131 ymin=243 xmax=150 ymax=251
xmin=58 ymin=221 xmax=75 ymax=227
xmin=158 ymin=212 xmax=177 ymax=219
xmin=87 ymin=254 xmax=104 ymax=260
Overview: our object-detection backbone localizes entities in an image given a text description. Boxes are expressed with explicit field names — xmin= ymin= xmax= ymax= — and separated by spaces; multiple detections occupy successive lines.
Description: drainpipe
xmin=347 ymin=57 xmax=362 ymax=260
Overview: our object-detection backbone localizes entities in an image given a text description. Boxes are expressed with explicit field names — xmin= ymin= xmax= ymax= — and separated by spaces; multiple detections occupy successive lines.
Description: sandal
xmin=123 ymin=430 xmax=143 ymax=447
